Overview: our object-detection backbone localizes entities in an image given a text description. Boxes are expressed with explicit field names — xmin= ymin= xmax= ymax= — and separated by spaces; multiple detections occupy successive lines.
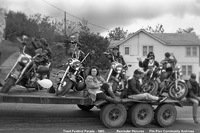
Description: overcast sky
xmin=1 ymin=0 xmax=200 ymax=37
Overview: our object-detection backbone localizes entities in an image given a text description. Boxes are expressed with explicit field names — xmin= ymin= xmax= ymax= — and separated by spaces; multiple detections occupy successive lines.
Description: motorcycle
xmin=157 ymin=65 xmax=188 ymax=100
xmin=55 ymin=50 xmax=95 ymax=96
xmin=103 ymin=51 xmax=131 ymax=96
xmin=140 ymin=65 xmax=161 ymax=95
xmin=0 ymin=36 xmax=53 ymax=93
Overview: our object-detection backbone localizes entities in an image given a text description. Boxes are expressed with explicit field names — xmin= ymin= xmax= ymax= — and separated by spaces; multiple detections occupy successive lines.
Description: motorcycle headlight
xmin=116 ymin=66 xmax=123 ymax=73
xmin=72 ymin=61 xmax=81 ymax=70
xmin=20 ymin=57 xmax=30 ymax=65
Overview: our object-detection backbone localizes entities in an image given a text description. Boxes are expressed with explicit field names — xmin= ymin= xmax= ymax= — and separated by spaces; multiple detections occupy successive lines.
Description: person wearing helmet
xmin=71 ymin=42 xmax=85 ymax=62
xmin=39 ymin=38 xmax=52 ymax=59
xmin=160 ymin=52 xmax=177 ymax=81
xmin=105 ymin=47 xmax=128 ymax=91
xmin=137 ymin=52 xmax=159 ymax=72
xmin=85 ymin=66 xmax=122 ymax=103
xmin=108 ymin=47 xmax=127 ymax=66
xmin=186 ymin=73 xmax=200 ymax=124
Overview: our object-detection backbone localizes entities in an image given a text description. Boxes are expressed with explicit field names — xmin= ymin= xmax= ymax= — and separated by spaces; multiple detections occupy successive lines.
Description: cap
xmin=190 ymin=73 xmax=196 ymax=79
xmin=134 ymin=69 xmax=143 ymax=75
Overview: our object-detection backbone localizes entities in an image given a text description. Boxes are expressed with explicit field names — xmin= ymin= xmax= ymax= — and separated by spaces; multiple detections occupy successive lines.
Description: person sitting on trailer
xmin=85 ymin=66 xmax=122 ymax=103
xmin=127 ymin=69 xmax=167 ymax=103
xmin=137 ymin=52 xmax=159 ymax=72
xmin=186 ymin=73 xmax=200 ymax=124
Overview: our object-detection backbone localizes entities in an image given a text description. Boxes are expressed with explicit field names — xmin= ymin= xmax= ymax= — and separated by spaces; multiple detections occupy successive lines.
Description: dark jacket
xmin=107 ymin=54 xmax=126 ymax=66
xmin=160 ymin=58 xmax=177 ymax=72
xmin=139 ymin=59 xmax=159 ymax=71
xmin=186 ymin=79 xmax=200 ymax=99
xmin=127 ymin=76 xmax=141 ymax=95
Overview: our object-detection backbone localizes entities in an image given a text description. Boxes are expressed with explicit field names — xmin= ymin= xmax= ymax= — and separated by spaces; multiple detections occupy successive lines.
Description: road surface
xmin=0 ymin=103 xmax=199 ymax=133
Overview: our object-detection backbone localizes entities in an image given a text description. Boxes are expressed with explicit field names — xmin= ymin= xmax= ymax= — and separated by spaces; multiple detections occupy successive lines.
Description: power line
xmin=42 ymin=0 xmax=109 ymax=30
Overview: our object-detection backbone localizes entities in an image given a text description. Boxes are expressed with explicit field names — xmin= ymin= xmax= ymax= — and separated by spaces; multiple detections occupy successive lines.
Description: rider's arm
xmin=139 ymin=59 xmax=148 ymax=68
xmin=128 ymin=78 xmax=141 ymax=94
xmin=85 ymin=75 xmax=101 ymax=90
xmin=171 ymin=53 xmax=177 ymax=65
xmin=99 ymin=76 xmax=106 ymax=83
xmin=160 ymin=59 xmax=166 ymax=64
xmin=155 ymin=61 xmax=160 ymax=67
xmin=120 ymin=55 xmax=127 ymax=66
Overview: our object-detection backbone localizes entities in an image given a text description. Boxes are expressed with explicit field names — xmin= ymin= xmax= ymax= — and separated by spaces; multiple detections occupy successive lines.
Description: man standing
xmin=186 ymin=73 xmax=200 ymax=124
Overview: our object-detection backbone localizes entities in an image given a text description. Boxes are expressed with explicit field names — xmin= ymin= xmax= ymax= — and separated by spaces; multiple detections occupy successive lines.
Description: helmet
xmin=37 ymin=79 xmax=53 ymax=89
xmin=75 ymin=81 xmax=86 ymax=91
xmin=147 ymin=52 xmax=155 ymax=59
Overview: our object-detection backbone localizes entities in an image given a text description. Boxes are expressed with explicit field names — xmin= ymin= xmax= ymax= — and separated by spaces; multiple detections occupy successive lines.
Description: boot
xmin=107 ymin=88 xmax=122 ymax=100
xmin=105 ymin=96 xmax=122 ymax=104
xmin=193 ymin=116 xmax=199 ymax=124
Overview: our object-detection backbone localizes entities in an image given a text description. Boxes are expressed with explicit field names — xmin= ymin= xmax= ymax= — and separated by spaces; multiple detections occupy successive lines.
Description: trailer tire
xmin=1 ymin=77 xmax=16 ymax=93
xmin=154 ymin=104 xmax=177 ymax=127
xmin=77 ymin=105 xmax=94 ymax=111
xmin=129 ymin=103 xmax=154 ymax=127
xmin=100 ymin=104 xmax=127 ymax=128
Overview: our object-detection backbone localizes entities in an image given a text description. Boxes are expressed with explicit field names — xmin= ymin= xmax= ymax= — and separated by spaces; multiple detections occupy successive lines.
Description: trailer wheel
xmin=129 ymin=103 xmax=154 ymax=127
xmin=100 ymin=104 xmax=127 ymax=128
xmin=77 ymin=105 xmax=94 ymax=111
xmin=154 ymin=104 xmax=177 ymax=127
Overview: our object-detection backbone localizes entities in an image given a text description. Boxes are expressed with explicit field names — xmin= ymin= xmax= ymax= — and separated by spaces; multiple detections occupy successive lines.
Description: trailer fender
xmin=93 ymin=99 xmax=107 ymax=108
xmin=162 ymin=99 xmax=183 ymax=107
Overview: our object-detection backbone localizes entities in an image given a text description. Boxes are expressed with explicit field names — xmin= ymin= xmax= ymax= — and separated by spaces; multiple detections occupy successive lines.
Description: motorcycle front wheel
xmin=168 ymin=81 xmax=188 ymax=100
xmin=56 ymin=78 xmax=73 ymax=96
xmin=1 ymin=77 xmax=16 ymax=93
xmin=141 ymin=80 xmax=158 ymax=95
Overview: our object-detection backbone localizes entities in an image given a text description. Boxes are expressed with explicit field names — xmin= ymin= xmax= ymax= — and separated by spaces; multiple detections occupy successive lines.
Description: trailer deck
xmin=0 ymin=86 xmax=198 ymax=106
xmin=0 ymin=86 xmax=92 ymax=105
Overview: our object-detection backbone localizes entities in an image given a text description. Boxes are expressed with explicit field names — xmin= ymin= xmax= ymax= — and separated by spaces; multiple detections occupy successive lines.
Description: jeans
xmin=186 ymin=97 xmax=200 ymax=117
xmin=128 ymin=93 xmax=159 ymax=101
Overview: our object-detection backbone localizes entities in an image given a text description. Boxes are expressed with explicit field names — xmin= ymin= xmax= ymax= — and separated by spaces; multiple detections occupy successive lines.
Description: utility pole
xmin=64 ymin=11 xmax=66 ymax=36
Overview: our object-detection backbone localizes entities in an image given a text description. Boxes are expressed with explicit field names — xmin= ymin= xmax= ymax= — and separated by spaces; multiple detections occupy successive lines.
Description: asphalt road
xmin=0 ymin=103 xmax=199 ymax=133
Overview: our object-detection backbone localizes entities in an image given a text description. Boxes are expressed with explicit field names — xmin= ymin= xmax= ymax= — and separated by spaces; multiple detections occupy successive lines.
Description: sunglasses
xmin=191 ymin=76 xmax=196 ymax=79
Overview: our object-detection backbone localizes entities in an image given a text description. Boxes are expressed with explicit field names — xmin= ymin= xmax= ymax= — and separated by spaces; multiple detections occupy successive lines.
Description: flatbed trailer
xmin=0 ymin=86 xmax=197 ymax=128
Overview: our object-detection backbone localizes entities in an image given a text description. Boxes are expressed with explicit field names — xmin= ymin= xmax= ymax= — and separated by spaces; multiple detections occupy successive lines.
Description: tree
xmin=5 ymin=11 xmax=29 ymax=40
xmin=108 ymin=27 xmax=128 ymax=40
xmin=176 ymin=27 xmax=195 ymax=33
xmin=145 ymin=24 xmax=164 ymax=33
xmin=79 ymin=31 xmax=110 ymax=69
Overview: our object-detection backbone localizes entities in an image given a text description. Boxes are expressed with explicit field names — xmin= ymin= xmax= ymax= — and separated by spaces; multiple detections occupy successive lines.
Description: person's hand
xmin=137 ymin=57 xmax=142 ymax=62
xmin=170 ymin=53 xmax=174 ymax=57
